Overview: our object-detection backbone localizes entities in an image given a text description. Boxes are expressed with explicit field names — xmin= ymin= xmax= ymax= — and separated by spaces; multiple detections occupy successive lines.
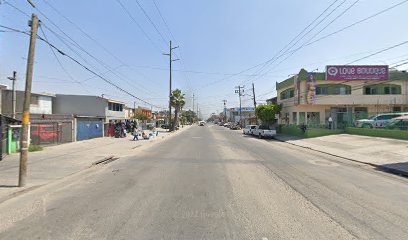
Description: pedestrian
xmin=328 ymin=116 xmax=333 ymax=130
xmin=133 ymin=127 xmax=138 ymax=141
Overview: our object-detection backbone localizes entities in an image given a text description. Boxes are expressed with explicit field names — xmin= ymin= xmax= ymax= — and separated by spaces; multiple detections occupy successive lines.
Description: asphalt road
xmin=1 ymin=125 xmax=408 ymax=240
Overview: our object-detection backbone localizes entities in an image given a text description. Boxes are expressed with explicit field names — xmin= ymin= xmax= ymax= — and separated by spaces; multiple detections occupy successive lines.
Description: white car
xmin=199 ymin=121 xmax=205 ymax=126
xmin=356 ymin=113 xmax=408 ymax=128
xmin=252 ymin=125 xmax=277 ymax=139
xmin=243 ymin=125 xmax=257 ymax=135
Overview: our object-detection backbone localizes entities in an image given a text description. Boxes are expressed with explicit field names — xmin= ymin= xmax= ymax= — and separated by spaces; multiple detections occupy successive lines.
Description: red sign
xmin=326 ymin=65 xmax=388 ymax=80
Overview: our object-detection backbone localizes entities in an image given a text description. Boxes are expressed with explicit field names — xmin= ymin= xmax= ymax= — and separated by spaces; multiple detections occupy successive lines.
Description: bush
xmin=279 ymin=125 xmax=343 ymax=138
xmin=29 ymin=145 xmax=43 ymax=152
xmin=345 ymin=127 xmax=408 ymax=140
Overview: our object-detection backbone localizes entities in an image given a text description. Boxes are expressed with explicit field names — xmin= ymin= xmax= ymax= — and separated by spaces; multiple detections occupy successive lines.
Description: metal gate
xmin=30 ymin=121 xmax=73 ymax=145
xmin=76 ymin=118 xmax=103 ymax=141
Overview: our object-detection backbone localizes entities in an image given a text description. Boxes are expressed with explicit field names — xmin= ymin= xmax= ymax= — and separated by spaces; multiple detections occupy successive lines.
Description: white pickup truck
xmin=252 ymin=125 xmax=276 ymax=139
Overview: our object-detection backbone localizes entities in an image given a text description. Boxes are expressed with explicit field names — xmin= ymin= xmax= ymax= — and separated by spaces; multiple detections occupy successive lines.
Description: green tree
xmin=133 ymin=111 xmax=148 ymax=121
xmin=255 ymin=104 xmax=282 ymax=125
xmin=182 ymin=110 xmax=197 ymax=123
xmin=170 ymin=89 xmax=186 ymax=131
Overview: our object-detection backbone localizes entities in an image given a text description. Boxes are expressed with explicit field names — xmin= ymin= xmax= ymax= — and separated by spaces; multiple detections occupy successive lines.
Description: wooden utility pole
xmin=19 ymin=14 xmax=39 ymax=187
xmin=7 ymin=71 xmax=17 ymax=119
xmin=163 ymin=41 xmax=179 ymax=131
xmin=252 ymin=83 xmax=257 ymax=124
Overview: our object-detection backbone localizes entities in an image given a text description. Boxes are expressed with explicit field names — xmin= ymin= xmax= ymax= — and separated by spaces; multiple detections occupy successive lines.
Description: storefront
xmin=276 ymin=66 xmax=408 ymax=128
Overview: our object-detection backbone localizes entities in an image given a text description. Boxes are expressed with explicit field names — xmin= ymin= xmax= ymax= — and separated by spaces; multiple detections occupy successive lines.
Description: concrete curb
xmin=274 ymin=135 xmax=408 ymax=178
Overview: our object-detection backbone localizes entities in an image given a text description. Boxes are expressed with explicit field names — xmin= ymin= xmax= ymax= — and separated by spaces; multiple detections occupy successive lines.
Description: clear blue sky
xmin=1 ymin=0 xmax=408 ymax=118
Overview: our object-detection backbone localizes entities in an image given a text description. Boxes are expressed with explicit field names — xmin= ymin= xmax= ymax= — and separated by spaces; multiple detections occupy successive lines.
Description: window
xmin=364 ymin=84 xmax=401 ymax=95
xmin=292 ymin=112 xmax=297 ymax=124
xmin=377 ymin=114 xmax=401 ymax=120
xmin=108 ymin=102 xmax=123 ymax=112
xmin=280 ymin=88 xmax=295 ymax=100
xmin=393 ymin=107 xmax=401 ymax=112
xmin=316 ymin=84 xmax=350 ymax=95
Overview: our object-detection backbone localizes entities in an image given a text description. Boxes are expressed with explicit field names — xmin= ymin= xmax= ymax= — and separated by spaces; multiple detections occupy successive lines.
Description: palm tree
xmin=170 ymin=89 xmax=185 ymax=131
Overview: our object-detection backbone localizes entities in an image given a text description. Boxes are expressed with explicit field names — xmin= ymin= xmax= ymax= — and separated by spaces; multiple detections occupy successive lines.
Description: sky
xmin=1 ymin=0 xmax=408 ymax=118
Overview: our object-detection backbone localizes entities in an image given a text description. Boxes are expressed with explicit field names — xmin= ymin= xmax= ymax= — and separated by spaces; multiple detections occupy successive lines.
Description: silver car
xmin=356 ymin=113 xmax=408 ymax=128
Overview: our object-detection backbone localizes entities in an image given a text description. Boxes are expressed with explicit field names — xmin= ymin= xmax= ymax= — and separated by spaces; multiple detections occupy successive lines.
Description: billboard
xmin=326 ymin=65 xmax=388 ymax=80
xmin=306 ymin=72 xmax=316 ymax=104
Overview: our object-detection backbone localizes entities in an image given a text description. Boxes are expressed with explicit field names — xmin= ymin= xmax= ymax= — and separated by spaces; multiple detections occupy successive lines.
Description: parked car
xmin=199 ymin=121 xmax=205 ymax=126
xmin=229 ymin=123 xmax=241 ymax=130
xmin=384 ymin=116 xmax=408 ymax=131
xmin=161 ymin=124 xmax=169 ymax=129
xmin=355 ymin=113 xmax=408 ymax=128
xmin=252 ymin=125 xmax=277 ymax=139
xmin=243 ymin=125 xmax=257 ymax=135
xmin=218 ymin=122 xmax=224 ymax=126
xmin=223 ymin=122 xmax=231 ymax=128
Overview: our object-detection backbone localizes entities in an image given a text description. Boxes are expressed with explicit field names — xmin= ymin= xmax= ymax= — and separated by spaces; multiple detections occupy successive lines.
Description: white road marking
xmin=262 ymin=237 xmax=269 ymax=240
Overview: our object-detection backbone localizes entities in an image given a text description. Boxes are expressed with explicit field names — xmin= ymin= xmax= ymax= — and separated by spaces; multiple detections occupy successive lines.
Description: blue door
xmin=76 ymin=119 xmax=103 ymax=141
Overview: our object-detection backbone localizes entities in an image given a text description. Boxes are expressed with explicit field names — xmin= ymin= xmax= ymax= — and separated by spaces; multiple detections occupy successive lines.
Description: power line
xmin=152 ymin=0 xmax=176 ymax=41
xmin=35 ymin=34 xmax=165 ymax=109
xmin=114 ymin=0 xmax=164 ymax=54
xmin=27 ymin=2 xmax=164 ymax=99
xmin=41 ymin=0 xmax=169 ymax=94
xmin=134 ymin=0 xmax=168 ymax=46
xmin=3 ymin=0 xmax=30 ymax=17
xmin=0 ymin=22 xmax=166 ymax=109
xmin=347 ymin=40 xmax=408 ymax=64
xmin=240 ymin=0 xmax=344 ymax=85
xmin=39 ymin=24 xmax=91 ymax=94
xmin=245 ymin=0 xmax=360 ymax=86
xmin=227 ymin=0 xmax=408 ymax=90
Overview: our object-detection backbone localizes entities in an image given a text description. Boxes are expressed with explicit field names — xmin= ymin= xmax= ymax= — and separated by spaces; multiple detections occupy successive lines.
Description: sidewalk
xmin=0 ymin=126 xmax=190 ymax=203
xmin=275 ymin=134 xmax=408 ymax=176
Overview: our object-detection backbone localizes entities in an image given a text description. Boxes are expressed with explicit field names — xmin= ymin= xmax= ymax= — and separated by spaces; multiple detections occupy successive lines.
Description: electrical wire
xmin=0 ymin=23 xmax=165 ymax=109
xmin=39 ymin=24 xmax=92 ymax=94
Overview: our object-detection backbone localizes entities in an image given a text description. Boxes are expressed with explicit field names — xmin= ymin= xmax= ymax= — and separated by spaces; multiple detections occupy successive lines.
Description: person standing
xmin=328 ymin=116 xmax=333 ymax=130
xmin=133 ymin=127 xmax=139 ymax=141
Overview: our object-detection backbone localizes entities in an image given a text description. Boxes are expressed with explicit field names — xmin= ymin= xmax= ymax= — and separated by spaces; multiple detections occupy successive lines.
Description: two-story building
xmin=53 ymin=94 xmax=126 ymax=140
xmin=1 ymin=89 xmax=55 ymax=116
xmin=276 ymin=66 xmax=408 ymax=128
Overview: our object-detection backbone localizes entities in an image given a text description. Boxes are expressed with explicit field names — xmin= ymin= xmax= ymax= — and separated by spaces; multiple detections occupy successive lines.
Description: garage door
xmin=76 ymin=118 xmax=103 ymax=141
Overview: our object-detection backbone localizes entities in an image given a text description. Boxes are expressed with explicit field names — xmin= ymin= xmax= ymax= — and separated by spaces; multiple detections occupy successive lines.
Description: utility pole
xmin=192 ymin=94 xmax=195 ymax=122
xmin=19 ymin=14 xmax=39 ymax=187
xmin=235 ymin=86 xmax=244 ymax=127
xmin=252 ymin=83 xmax=257 ymax=124
xmin=7 ymin=71 xmax=17 ymax=119
xmin=222 ymin=100 xmax=227 ymax=122
xmin=163 ymin=41 xmax=179 ymax=131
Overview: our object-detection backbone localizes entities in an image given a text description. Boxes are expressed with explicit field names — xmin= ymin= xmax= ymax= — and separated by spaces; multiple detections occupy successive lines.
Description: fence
xmin=294 ymin=111 xmax=408 ymax=130
xmin=30 ymin=121 xmax=73 ymax=146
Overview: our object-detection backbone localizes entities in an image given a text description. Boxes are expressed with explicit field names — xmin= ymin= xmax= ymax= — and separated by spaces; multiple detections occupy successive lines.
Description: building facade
xmin=53 ymin=94 xmax=126 ymax=123
xmin=1 ymin=90 xmax=55 ymax=116
xmin=276 ymin=67 xmax=408 ymax=128
xmin=276 ymin=66 xmax=408 ymax=128
xmin=229 ymin=107 xmax=256 ymax=126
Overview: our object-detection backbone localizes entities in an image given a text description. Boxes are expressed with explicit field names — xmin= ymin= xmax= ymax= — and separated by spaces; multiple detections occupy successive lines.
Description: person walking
xmin=133 ymin=127 xmax=139 ymax=141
